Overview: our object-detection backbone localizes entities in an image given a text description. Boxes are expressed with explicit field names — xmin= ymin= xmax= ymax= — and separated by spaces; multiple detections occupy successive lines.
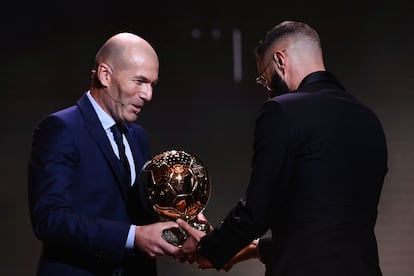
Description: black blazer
xmin=199 ymin=72 xmax=388 ymax=276
xmin=28 ymin=94 xmax=158 ymax=275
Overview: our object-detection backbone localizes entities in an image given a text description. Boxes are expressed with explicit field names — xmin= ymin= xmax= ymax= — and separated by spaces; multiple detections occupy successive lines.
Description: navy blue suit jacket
xmin=199 ymin=72 xmax=388 ymax=275
xmin=28 ymin=94 xmax=158 ymax=275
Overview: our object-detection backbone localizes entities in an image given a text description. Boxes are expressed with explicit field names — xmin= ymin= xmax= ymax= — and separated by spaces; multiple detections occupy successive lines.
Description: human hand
xmin=134 ymin=221 xmax=180 ymax=258
xmin=196 ymin=212 xmax=208 ymax=224
xmin=192 ymin=239 xmax=259 ymax=271
xmin=195 ymin=212 xmax=214 ymax=232
xmin=174 ymin=218 xmax=208 ymax=264
xmin=220 ymin=239 xmax=259 ymax=271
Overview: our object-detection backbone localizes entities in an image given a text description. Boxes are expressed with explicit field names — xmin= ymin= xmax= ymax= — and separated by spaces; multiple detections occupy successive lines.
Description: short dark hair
xmin=256 ymin=21 xmax=321 ymax=57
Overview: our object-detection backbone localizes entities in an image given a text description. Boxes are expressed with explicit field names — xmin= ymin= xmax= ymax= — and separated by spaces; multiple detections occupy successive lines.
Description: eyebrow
xmin=129 ymin=75 xmax=158 ymax=85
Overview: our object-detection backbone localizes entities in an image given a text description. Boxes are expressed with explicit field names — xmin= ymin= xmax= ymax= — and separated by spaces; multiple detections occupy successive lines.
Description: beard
xmin=267 ymin=73 xmax=290 ymax=98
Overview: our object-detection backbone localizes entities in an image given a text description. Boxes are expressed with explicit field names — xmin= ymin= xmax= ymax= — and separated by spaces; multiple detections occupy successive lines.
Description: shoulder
xmin=126 ymin=122 xmax=147 ymax=136
xmin=256 ymin=100 xmax=293 ymax=136
xmin=36 ymin=104 xmax=80 ymax=130
xmin=126 ymin=122 xmax=150 ymax=146
xmin=126 ymin=123 xmax=151 ymax=159
xmin=30 ymin=106 xmax=81 ymax=158
xmin=259 ymin=94 xmax=302 ymax=119
xmin=270 ymin=90 xmax=322 ymax=107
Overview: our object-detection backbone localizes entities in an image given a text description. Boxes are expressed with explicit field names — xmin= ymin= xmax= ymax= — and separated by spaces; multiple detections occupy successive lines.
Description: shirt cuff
xmin=125 ymin=225 xmax=136 ymax=249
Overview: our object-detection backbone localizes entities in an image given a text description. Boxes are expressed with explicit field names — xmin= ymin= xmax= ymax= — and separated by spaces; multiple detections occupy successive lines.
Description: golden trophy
xmin=142 ymin=150 xmax=211 ymax=246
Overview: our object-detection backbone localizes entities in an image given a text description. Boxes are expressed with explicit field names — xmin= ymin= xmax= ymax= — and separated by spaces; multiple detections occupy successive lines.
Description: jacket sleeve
xmin=257 ymin=235 xmax=274 ymax=265
xmin=199 ymin=101 xmax=294 ymax=269
xmin=28 ymin=114 xmax=130 ymax=263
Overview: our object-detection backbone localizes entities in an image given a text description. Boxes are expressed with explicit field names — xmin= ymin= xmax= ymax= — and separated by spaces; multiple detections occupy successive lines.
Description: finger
xmin=223 ymin=262 xmax=234 ymax=272
xmin=199 ymin=262 xmax=214 ymax=270
xmin=223 ymin=266 xmax=232 ymax=272
xmin=174 ymin=248 xmax=184 ymax=260
xmin=180 ymin=236 xmax=198 ymax=254
xmin=176 ymin=218 xmax=191 ymax=229
xmin=176 ymin=219 xmax=204 ymax=240
xmin=177 ymin=251 xmax=193 ymax=263
xmin=181 ymin=253 xmax=195 ymax=264
xmin=198 ymin=258 xmax=214 ymax=270
xmin=197 ymin=212 xmax=208 ymax=223
xmin=160 ymin=221 xmax=179 ymax=230
xmin=161 ymin=241 xmax=180 ymax=256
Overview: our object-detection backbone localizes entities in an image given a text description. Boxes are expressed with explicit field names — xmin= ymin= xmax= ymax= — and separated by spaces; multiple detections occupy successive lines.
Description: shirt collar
xmin=86 ymin=90 xmax=116 ymax=131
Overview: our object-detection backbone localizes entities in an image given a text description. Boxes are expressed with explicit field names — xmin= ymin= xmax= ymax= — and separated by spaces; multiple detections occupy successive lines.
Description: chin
xmin=131 ymin=112 xmax=140 ymax=120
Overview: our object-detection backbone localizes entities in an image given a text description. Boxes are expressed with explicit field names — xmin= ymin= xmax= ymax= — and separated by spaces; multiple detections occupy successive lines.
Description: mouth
xmin=131 ymin=104 xmax=143 ymax=114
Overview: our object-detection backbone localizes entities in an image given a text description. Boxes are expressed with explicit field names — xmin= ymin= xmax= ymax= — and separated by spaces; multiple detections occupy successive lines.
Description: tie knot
xmin=112 ymin=123 xmax=126 ymax=135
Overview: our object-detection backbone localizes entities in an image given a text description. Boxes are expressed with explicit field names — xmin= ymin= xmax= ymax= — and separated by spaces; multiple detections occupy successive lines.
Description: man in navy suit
xmin=28 ymin=33 xmax=180 ymax=275
xmin=176 ymin=21 xmax=388 ymax=276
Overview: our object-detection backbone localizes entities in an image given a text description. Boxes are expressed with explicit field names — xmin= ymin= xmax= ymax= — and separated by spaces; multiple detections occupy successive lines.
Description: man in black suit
xmin=176 ymin=21 xmax=388 ymax=276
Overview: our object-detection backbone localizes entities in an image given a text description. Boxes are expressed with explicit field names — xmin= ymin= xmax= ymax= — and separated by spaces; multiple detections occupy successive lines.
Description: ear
xmin=97 ymin=63 xmax=112 ymax=87
xmin=272 ymin=52 xmax=284 ymax=68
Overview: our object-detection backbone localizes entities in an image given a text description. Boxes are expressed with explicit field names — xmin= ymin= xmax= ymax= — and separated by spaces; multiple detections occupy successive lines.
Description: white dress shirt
xmin=86 ymin=91 xmax=136 ymax=249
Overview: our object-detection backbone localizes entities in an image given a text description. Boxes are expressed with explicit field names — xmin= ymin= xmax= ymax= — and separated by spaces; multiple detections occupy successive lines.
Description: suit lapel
xmin=76 ymin=94 xmax=129 ymax=202
xmin=124 ymin=127 xmax=145 ymax=184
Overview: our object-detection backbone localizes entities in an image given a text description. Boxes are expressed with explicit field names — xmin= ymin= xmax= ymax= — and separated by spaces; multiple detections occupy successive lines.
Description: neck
xmin=290 ymin=63 xmax=326 ymax=91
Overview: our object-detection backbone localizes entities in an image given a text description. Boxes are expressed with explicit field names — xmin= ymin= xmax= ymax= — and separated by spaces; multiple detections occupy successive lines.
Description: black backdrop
xmin=1 ymin=1 xmax=413 ymax=275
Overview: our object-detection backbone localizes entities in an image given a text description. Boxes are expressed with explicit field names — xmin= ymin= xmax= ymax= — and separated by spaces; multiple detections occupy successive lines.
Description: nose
xmin=140 ymin=83 xmax=153 ymax=102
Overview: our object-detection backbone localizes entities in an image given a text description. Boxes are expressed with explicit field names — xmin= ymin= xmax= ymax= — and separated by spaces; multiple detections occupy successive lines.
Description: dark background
xmin=1 ymin=1 xmax=413 ymax=275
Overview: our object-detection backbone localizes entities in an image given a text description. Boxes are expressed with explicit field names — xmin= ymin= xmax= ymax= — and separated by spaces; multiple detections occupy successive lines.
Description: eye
xmin=132 ymin=79 xmax=145 ymax=85
xmin=129 ymin=77 xmax=157 ymax=88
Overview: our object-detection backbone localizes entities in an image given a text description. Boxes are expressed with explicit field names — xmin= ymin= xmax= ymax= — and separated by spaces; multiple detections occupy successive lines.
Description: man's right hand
xmin=134 ymin=221 xmax=179 ymax=258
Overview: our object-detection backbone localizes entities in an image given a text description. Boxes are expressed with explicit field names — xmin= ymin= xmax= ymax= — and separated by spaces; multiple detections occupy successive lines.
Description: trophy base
xmin=162 ymin=228 xmax=188 ymax=247
xmin=162 ymin=222 xmax=211 ymax=247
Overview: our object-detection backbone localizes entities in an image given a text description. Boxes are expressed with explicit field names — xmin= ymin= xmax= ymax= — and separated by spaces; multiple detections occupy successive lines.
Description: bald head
xmin=94 ymin=32 xmax=158 ymax=72
xmin=90 ymin=32 xmax=159 ymax=122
